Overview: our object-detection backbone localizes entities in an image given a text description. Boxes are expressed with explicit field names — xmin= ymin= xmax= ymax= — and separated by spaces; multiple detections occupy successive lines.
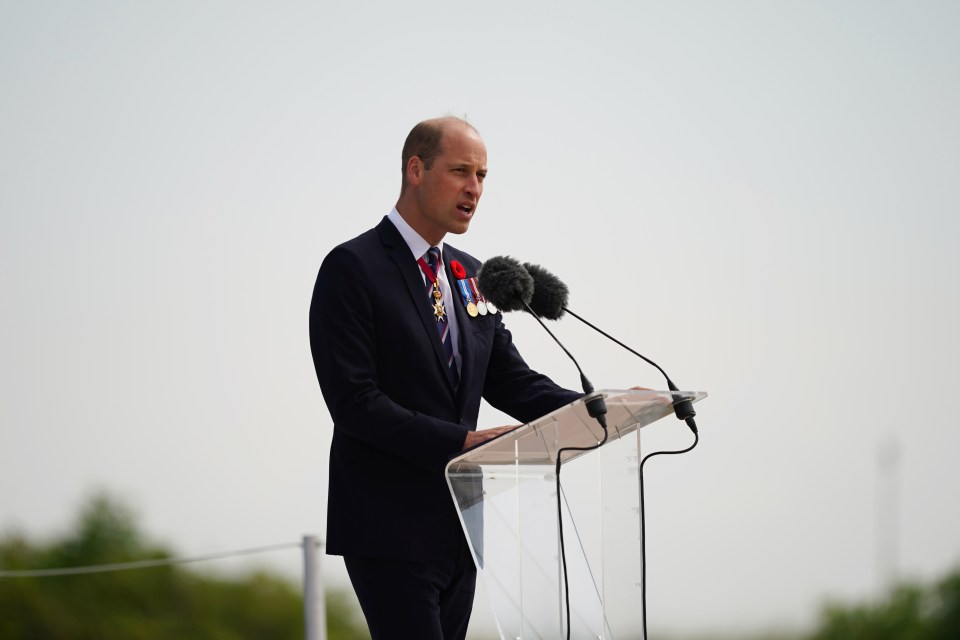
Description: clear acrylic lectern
xmin=445 ymin=388 xmax=706 ymax=639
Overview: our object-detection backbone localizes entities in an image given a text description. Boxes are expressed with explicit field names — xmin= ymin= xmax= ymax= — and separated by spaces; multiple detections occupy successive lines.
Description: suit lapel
xmin=377 ymin=218 xmax=459 ymax=395
xmin=444 ymin=247 xmax=475 ymax=412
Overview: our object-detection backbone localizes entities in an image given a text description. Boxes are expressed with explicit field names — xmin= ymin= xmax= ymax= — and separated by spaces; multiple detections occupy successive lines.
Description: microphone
xmin=475 ymin=255 xmax=534 ymax=312
xmin=522 ymin=261 xmax=699 ymax=434
xmin=523 ymin=262 xmax=568 ymax=320
xmin=477 ymin=256 xmax=607 ymax=426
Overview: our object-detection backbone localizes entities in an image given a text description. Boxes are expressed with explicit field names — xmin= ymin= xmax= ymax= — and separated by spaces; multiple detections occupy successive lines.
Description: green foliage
xmin=807 ymin=567 xmax=960 ymax=640
xmin=0 ymin=492 xmax=367 ymax=640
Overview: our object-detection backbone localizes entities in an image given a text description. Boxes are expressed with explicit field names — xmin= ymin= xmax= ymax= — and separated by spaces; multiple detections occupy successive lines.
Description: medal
xmin=455 ymin=277 xmax=479 ymax=318
xmin=417 ymin=254 xmax=448 ymax=322
xmin=468 ymin=278 xmax=491 ymax=315
xmin=432 ymin=284 xmax=446 ymax=321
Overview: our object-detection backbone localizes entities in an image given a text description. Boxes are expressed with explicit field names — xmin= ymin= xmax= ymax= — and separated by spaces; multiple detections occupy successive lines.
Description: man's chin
xmin=447 ymin=221 xmax=471 ymax=236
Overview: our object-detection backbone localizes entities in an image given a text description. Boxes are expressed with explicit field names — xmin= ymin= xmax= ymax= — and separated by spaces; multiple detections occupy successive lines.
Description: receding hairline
xmin=422 ymin=116 xmax=480 ymax=137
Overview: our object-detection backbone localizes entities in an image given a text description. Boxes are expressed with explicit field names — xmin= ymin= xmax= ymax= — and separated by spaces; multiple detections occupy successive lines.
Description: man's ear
xmin=405 ymin=156 xmax=424 ymax=187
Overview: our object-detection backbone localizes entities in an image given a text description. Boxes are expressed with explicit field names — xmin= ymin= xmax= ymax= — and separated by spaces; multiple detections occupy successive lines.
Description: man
xmin=309 ymin=117 xmax=580 ymax=639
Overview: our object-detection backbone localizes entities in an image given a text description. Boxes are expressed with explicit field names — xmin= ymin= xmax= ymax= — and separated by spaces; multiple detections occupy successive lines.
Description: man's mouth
xmin=457 ymin=204 xmax=474 ymax=214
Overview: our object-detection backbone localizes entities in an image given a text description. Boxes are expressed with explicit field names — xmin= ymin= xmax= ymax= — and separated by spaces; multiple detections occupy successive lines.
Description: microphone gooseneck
xmin=476 ymin=256 xmax=607 ymax=422
xmin=520 ymin=301 xmax=608 ymax=427
xmin=523 ymin=262 xmax=698 ymax=434
xmin=562 ymin=307 xmax=698 ymax=434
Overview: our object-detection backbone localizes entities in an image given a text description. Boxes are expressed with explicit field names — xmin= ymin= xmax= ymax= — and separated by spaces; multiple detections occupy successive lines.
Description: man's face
xmin=409 ymin=125 xmax=487 ymax=245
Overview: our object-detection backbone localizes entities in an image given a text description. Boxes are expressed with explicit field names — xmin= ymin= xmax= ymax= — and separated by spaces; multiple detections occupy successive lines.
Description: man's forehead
xmin=439 ymin=130 xmax=486 ymax=160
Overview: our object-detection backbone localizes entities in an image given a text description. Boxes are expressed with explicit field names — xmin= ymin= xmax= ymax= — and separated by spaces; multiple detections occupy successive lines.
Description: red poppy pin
xmin=450 ymin=260 xmax=467 ymax=279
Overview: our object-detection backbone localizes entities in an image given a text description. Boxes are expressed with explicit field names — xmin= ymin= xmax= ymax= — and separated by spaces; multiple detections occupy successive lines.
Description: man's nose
xmin=464 ymin=175 xmax=481 ymax=196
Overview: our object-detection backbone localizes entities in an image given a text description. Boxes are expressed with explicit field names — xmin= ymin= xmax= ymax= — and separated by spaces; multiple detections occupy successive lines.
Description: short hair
xmin=400 ymin=117 xmax=478 ymax=190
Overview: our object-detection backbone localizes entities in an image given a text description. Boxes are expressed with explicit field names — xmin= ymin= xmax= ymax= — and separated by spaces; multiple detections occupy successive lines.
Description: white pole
xmin=303 ymin=535 xmax=327 ymax=640
xmin=877 ymin=438 xmax=901 ymax=591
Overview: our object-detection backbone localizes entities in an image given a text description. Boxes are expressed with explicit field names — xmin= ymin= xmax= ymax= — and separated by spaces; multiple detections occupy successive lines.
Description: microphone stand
xmin=521 ymin=301 xmax=607 ymax=640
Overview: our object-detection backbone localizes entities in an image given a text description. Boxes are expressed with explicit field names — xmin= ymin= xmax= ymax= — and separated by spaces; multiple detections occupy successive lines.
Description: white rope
xmin=0 ymin=541 xmax=304 ymax=578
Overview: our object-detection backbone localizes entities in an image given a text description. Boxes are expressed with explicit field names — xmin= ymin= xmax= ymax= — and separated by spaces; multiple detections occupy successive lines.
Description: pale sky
xmin=2 ymin=1 xmax=959 ymax=637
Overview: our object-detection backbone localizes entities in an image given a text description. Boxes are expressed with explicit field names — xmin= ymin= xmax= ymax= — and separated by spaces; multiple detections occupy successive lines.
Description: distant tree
xmin=807 ymin=567 xmax=960 ymax=640
xmin=0 ymin=492 xmax=367 ymax=640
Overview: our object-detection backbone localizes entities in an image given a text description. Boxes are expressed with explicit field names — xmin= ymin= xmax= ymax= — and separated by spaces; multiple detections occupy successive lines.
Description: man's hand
xmin=462 ymin=425 xmax=519 ymax=450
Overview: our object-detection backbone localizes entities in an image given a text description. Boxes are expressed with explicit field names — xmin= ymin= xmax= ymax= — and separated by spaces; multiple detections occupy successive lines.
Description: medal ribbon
xmin=416 ymin=256 xmax=439 ymax=285
xmin=456 ymin=278 xmax=474 ymax=305
xmin=467 ymin=278 xmax=486 ymax=305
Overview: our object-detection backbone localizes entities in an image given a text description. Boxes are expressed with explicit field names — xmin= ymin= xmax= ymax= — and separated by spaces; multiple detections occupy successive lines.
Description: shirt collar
xmin=387 ymin=207 xmax=444 ymax=262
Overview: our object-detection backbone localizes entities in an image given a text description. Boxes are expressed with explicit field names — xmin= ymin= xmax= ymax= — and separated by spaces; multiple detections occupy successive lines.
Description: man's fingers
xmin=462 ymin=425 xmax=520 ymax=450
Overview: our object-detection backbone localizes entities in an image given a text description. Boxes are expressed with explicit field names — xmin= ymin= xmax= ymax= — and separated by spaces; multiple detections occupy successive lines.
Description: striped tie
xmin=424 ymin=247 xmax=459 ymax=388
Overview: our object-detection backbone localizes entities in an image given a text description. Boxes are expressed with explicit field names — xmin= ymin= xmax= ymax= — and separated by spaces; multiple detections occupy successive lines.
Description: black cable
xmin=639 ymin=429 xmax=699 ymax=639
xmin=555 ymin=424 xmax=608 ymax=640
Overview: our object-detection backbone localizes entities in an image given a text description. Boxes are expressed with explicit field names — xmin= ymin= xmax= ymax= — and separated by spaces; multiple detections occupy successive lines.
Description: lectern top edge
xmin=446 ymin=388 xmax=706 ymax=469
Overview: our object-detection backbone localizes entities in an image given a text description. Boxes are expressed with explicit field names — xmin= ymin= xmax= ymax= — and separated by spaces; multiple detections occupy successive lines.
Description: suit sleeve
xmin=309 ymin=246 xmax=470 ymax=470
xmin=481 ymin=309 xmax=583 ymax=424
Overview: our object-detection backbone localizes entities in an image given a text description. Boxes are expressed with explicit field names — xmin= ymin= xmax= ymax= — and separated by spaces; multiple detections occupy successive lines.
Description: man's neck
xmin=394 ymin=201 xmax=444 ymax=246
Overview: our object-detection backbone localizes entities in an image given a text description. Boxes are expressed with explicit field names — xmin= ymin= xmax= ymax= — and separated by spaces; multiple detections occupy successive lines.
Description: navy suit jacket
xmin=309 ymin=217 xmax=580 ymax=563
